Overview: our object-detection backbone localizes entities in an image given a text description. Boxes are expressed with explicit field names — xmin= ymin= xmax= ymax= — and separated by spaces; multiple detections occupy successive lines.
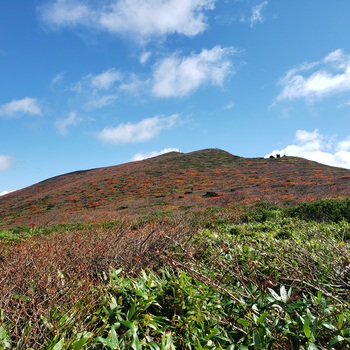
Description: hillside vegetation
xmin=1 ymin=149 xmax=350 ymax=228
xmin=1 ymin=149 xmax=350 ymax=349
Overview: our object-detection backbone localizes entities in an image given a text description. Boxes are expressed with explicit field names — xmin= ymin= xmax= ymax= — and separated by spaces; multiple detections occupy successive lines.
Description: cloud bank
xmin=131 ymin=148 xmax=180 ymax=161
xmin=266 ymin=129 xmax=350 ymax=169
xmin=275 ymin=49 xmax=350 ymax=103
xmin=96 ymin=114 xmax=180 ymax=143
xmin=39 ymin=0 xmax=216 ymax=40
xmin=0 ymin=190 xmax=15 ymax=196
xmin=0 ymin=97 xmax=42 ymax=117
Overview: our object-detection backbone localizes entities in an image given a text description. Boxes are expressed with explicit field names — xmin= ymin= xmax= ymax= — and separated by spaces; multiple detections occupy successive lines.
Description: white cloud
xmin=0 ymin=97 xmax=42 ymax=117
xmin=0 ymin=190 xmax=15 ymax=196
xmin=140 ymin=51 xmax=152 ymax=65
xmin=90 ymin=69 xmax=122 ymax=90
xmin=0 ymin=155 xmax=13 ymax=171
xmin=39 ymin=0 xmax=216 ymax=40
xmin=152 ymin=46 xmax=237 ymax=97
xmin=96 ymin=114 xmax=180 ymax=143
xmin=337 ymin=137 xmax=350 ymax=152
xmin=50 ymin=72 xmax=65 ymax=88
xmin=73 ymin=69 xmax=122 ymax=93
xmin=87 ymin=95 xmax=118 ymax=109
xmin=70 ymin=69 xmax=121 ymax=109
xmin=131 ymin=147 xmax=180 ymax=161
xmin=223 ymin=101 xmax=235 ymax=110
xmin=55 ymin=112 xmax=81 ymax=135
xmin=250 ymin=1 xmax=268 ymax=27
xmin=38 ymin=0 xmax=92 ymax=28
xmin=275 ymin=49 xmax=350 ymax=103
xmin=118 ymin=74 xmax=147 ymax=94
xmin=265 ymin=129 xmax=350 ymax=169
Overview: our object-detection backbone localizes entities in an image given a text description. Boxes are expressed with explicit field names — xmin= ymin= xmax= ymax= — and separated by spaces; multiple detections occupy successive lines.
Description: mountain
xmin=1 ymin=148 xmax=350 ymax=228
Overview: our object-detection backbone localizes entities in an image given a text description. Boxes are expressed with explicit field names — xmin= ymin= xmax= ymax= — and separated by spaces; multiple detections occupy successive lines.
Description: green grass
xmin=0 ymin=222 xmax=93 ymax=244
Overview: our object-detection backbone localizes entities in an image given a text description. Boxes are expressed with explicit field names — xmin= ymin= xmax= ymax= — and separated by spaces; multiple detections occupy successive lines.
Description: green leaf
xmin=94 ymin=337 xmax=115 ymax=349
xmin=40 ymin=315 xmax=54 ymax=331
xmin=121 ymin=320 xmax=137 ymax=333
xmin=127 ymin=300 xmax=137 ymax=321
xmin=109 ymin=324 xmax=119 ymax=347
xmin=161 ymin=332 xmax=174 ymax=350
xmin=256 ymin=312 xmax=268 ymax=325
xmin=285 ymin=302 xmax=305 ymax=311
xmin=322 ymin=322 xmax=337 ymax=331
xmin=280 ymin=285 xmax=288 ymax=303
xmin=52 ymin=339 xmax=65 ymax=350
xmin=268 ymin=288 xmax=281 ymax=301
xmin=343 ymin=328 xmax=350 ymax=337
xmin=237 ymin=318 xmax=250 ymax=327
xmin=131 ymin=332 xmax=141 ymax=350
xmin=204 ymin=328 xmax=219 ymax=340
xmin=329 ymin=335 xmax=345 ymax=347
xmin=338 ymin=313 xmax=344 ymax=330
xmin=303 ymin=316 xmax=311 ymax=339
xmin=72 ymin=332 xmax=94 ymax=350
xmin=306 ymin=342 xmax=317 ymax=350
xmin=0 ymin=325 xmax=11 ymax=349
xmin=195 ymin=338 xmax=203 ymax=350
xmin=252 ymin=331 xmax=262 ymax=349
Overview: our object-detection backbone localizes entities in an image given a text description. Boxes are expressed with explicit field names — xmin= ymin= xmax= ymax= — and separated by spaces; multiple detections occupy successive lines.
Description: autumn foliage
xmin=1 ymin=149 xmax=350 ymax=228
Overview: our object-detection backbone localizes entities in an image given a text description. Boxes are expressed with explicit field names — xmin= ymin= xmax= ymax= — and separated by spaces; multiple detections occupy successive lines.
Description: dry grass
xmin=0 ymin=216 xmax=196 ymax=347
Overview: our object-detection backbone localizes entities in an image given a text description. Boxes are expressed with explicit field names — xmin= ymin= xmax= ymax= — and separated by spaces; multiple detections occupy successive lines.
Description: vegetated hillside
xmin=1 ymin=148 xmax=350 ymax=227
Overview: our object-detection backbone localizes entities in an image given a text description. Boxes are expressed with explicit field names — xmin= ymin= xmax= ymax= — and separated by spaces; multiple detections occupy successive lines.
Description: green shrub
xmin=286 ymin=198 xmax=350 ymax=223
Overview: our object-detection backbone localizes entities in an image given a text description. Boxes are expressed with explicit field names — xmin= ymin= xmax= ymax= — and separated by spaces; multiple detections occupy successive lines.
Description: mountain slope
xmin=1 ymin=148 xmax=350 ymax=227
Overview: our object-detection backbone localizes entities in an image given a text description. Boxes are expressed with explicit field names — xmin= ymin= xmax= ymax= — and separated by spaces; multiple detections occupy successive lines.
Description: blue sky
xmin=1 ymin=1 xmax=350 ymax=195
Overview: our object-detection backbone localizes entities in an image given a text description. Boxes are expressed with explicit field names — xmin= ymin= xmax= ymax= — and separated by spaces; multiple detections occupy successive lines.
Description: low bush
xmin=286 ymin=198 xmax=350 ymax=223
xmin=1 ymin=201 xmax=350 ymax=349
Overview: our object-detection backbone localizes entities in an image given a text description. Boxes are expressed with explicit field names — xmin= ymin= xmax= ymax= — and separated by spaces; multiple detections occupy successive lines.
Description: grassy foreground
xmin=1 ymin=199 xmax=350 ymax=349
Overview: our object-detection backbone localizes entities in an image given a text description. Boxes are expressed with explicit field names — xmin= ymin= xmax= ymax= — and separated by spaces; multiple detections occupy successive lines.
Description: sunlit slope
xmin=1 ymin=148 xmax=350 ymax=227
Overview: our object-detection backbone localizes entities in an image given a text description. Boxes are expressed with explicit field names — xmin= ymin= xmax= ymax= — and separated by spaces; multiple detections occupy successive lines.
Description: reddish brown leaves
xmin=1 ymin=149 xmax=350 ymax=228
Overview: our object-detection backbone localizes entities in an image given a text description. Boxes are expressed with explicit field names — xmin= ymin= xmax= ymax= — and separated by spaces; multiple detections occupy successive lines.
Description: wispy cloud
xmin=131 ymin=148 xmax=180 ymax=161
xmin=139 ymin=51 xmax=152 ymax=65
xmin=274 ymin=49 xmax=350 ymax=104
xmin=152 ymin=46 xmax=237 ymax=98
xmin=249 ymin=1 xmax=268 ymax=27
xmin=71 ymin=69 xmax=121 ymax=109
xmin=266 ymin=129 xmax=350 ymax=169
xmin=55 ymin=111 xmax=81 ymax=135
xmin=86 ymin=95 xmax=118 ymax=109
xmin=39 ymin=0 xmax=216 ymax=41
xmin=0 ymin=155 xmax=13 ymax=171
xmin=96 ymin=114 xmax=180 ymax=144
xmin=38 ymin=0 xmax=92 ymax=29
xmin=50 ymin=72 xmax=65 ymax=88
xmin=73 ymin=69 xmax=122 ymax=93
xmin=223 ymin=101 xmax=235 ymax=110
xmin=0 ymin=97 xmax=42 ymax=117
xmin=90 ymin=69 xmax=122 ymax=90
xmin=240 ymin=1 xmax=268 ymax=27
